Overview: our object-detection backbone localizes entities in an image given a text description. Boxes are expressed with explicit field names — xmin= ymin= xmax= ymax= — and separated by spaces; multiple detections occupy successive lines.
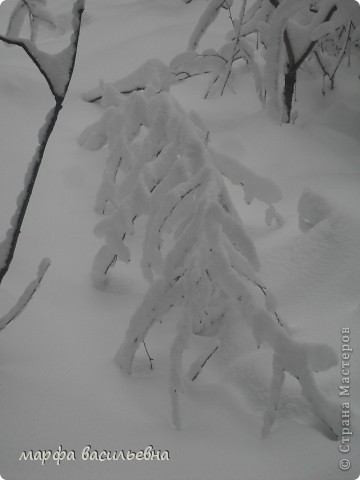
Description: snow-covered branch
xmin=313 ymin=21 xmax=352 ymax=91
xmin=0 ymin=0 xmax=85 ymax=330
xmin=1 ymin=0 xmax=84 ymax=100
xmin=218 ymin=0 xmax=248 ymax=96
xmin=0 ymin=258 xmax=50 ymax=332
xmin=81 ymin=59 xmax=172 ymax=103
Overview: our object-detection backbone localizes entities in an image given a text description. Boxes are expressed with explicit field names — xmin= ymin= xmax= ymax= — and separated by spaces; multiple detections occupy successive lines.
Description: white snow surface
xmin=0 ymin=0 xmax=359 ymax=479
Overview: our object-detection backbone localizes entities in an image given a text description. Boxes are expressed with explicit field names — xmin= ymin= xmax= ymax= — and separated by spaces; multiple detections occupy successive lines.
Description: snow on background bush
xmin=0 ymin=0 xmax=359 ymax=480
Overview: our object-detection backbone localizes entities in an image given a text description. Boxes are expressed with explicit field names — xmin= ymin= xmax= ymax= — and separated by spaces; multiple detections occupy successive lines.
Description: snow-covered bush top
xmin=81 ymin=0 xmax=359 ymax=121
xmin=79 ymin=83 xmax=341 ymax=437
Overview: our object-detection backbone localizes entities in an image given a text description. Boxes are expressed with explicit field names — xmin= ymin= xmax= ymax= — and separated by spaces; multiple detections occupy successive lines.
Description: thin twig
xmin=190 ymin=344 xmax=219 ymax=381
xmin=223 ymin=0 xmax=235 ymax=28
xmin=143 ymin=341 xmax=154 ymax=370
xmin=219 ymin=0 xmax=248 ymax=96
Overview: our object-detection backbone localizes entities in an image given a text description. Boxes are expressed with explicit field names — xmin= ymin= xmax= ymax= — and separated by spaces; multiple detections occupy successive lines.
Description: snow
xmin=0 ymin=0 xmax=359 ymax=479
xmin=310 ymin=20 xmax=337 ymax=41
xmin=5 ymin=1 xmax=28 ymax=39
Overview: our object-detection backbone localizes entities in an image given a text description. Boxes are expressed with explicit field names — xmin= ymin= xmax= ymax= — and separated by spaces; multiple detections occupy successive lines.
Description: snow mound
xmin=298 ymin=188 xmax=332 ymax=233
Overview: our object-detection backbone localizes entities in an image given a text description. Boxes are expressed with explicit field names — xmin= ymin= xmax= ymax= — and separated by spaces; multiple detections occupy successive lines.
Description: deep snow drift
xmin=0 ymin=1 xmax=359 ymax=479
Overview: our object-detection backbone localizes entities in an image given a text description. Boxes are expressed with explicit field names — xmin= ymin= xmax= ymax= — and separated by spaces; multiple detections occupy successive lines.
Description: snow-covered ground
xmin=0 ymin=0 xmax=359 ymax=479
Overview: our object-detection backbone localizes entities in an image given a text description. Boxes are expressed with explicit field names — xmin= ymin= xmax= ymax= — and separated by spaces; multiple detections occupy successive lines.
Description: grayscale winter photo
xmin=0 ymin=0 xmax=359 ymax=479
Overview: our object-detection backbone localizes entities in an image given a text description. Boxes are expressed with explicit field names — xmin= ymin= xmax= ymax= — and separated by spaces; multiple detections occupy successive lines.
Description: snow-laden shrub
xmin=176 ymin=0 xmax=267 ymax=100
xmin=183 ymin=0 xmax=359 ymax=120
xmin=264 ymin=0 xmax=358 ymax=121
xmin=81 ymin=0 xmax=266 ymax=103
xmin=82 ymin=0 xmax=359 ymax=123
xmin=79 ymin=83 xmax=341 ymax=437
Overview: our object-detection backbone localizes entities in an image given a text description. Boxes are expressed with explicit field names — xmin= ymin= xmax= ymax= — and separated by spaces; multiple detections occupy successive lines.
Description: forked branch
xmin=0 ymin=0 xmax=85 ymax=329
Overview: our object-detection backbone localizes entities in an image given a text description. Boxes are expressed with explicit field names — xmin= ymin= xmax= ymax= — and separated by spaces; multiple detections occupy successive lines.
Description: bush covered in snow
xmin=82 ymin=0 xmax=360 ymax=124
xmin=79 ymin=73 xmax=342 ymax=436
